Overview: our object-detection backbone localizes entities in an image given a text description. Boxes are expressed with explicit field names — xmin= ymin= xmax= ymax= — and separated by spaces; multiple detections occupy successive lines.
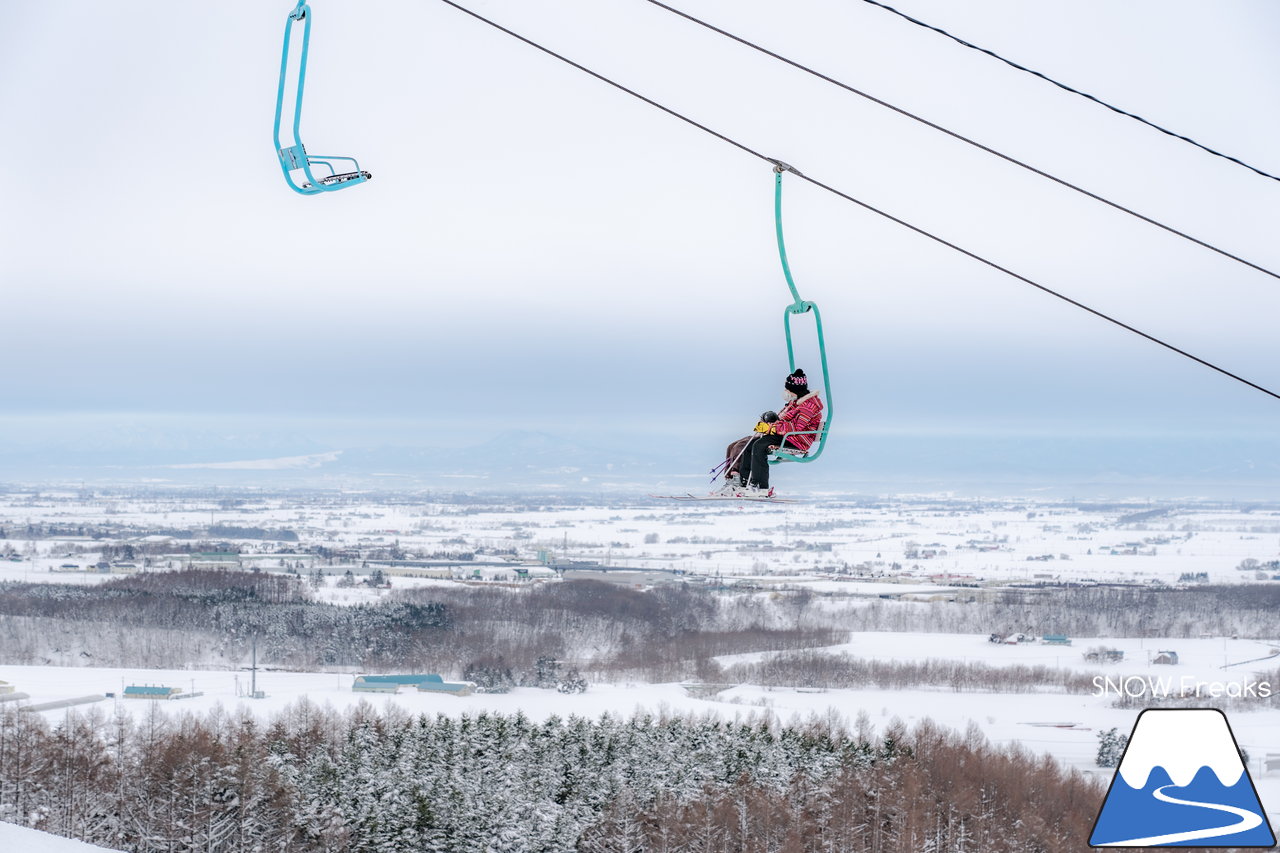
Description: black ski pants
xmin=736 ymin=434 xmax=800 ymax=489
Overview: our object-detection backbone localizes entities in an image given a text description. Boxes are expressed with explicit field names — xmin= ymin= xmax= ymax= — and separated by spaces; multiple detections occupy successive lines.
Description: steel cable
xmin=434 ymin=0 xmax=1280 ymax=402
xmin=855 ymin=0 xmax=1280 ymax=184
xmin=642 ymin=0 xmax=1280 ymax=283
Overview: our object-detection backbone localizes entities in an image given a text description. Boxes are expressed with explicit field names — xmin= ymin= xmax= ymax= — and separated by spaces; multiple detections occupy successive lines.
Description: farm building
xmin=187 ymin=552 xmax=240 ymax=569
xmin=124 ymin=685 xmax=182 ymax=700
xmin=0 ymin=681 xmax=14 ymax=695
xmin=1083 ymin=648 xmax=1125 ymax=664
xmin=1041 ymin=634 xmax=1072 ymax=646
xmin=353 ymin=675 xmax=476 ymax=696
xmin=1153 ymin=650 xmax=1179 ymax=665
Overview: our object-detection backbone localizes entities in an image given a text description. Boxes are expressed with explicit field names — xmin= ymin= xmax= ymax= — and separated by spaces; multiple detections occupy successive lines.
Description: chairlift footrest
xmin=320 ymin=170 xmax=372 ymax=185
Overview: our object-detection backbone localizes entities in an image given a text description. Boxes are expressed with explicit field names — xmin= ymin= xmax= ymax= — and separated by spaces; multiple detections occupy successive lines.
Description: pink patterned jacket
xmin=772 ymin=391 xmax=824 ymax=452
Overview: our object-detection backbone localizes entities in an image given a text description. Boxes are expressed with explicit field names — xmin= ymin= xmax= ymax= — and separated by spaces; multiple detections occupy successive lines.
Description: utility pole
xmin=250 ymin=635 xmax=259 ymax=699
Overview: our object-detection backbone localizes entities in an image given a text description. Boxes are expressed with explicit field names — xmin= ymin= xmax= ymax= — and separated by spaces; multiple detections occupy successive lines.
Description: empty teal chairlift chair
xmin=274 ymin=1 xmax=371 ymax=195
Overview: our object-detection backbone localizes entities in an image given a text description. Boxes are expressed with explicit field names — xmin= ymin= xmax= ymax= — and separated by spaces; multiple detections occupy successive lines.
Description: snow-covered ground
xmin=3 ymin=636 xmax=1279 ymax=827
xmin=4 ymin=491 xmax=1280 ymax=591
xmin=4 ymin=490 xmax=1280 ymax=842
xmin=715 ymin=631 xmax=1280 ymax=674
xmin=0 ymin=821 xmax=120 ymax=852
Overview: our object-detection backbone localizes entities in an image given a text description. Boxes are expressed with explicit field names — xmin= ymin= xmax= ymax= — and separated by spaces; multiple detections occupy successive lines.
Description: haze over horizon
xmin=3 ymin=1 xmax=1278 ymax=498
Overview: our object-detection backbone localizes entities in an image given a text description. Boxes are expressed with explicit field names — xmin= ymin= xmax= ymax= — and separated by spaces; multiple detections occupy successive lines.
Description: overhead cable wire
xmin=641 ymin=0 xmax=1280 ymax=283
xmin=854 ymin=0 xmax=1280 ymax=184
xmin=433 ymin=0 xmax=1280 ymax=403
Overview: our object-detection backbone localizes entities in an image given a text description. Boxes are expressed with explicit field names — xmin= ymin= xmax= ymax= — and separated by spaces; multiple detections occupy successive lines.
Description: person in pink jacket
xmin=721 ymin=369 xmax=824 ymax=496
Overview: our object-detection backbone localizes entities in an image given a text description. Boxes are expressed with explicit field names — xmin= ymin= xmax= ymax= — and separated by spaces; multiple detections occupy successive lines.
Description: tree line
xmin=2 ymin=570 xmax=1275 ymax=685
xmin=0 ymin=702 xmax=1103 ymax=852
xmin=0 ymin=571 xmax=839 ymax=682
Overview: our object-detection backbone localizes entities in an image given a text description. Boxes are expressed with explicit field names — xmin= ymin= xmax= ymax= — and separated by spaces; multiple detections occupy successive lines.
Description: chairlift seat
xmin=767 ymin=424 xmax=827 ymax=465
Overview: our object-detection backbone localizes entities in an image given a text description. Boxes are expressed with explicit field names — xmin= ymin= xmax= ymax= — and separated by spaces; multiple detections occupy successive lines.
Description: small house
xmin=1153 ymin=650 xmax=1179 ymax=665
xmin=124 ymin=685 xmax=182 ymax=700
xmin=0 ymin=681 xmax=14 ymax=695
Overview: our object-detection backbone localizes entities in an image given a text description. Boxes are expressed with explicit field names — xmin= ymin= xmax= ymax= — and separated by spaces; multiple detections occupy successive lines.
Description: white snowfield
xmin=714 ymin=631 xmax=1280 ymax=676
xmin=4 ymin=492 xmax=1280 ymax=591
xmin=3 ymin=653 xmax=1278 ymax=779
xmin=0 ymin=821 xmax=120 ymax=852
xmin=3 ymin=492 xmax=1280 ymax=840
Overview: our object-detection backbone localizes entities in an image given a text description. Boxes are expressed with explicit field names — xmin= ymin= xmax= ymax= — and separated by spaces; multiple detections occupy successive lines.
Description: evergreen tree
xmin=1096 ymin=727 xmax=1128 ymax=768
xmin=464 ymin=661 xmax=514 ymax=693
xmin=557 ymin=669 xmax=587 ymax=694
xmin=534 ymin=656 xmax=561 ymax=689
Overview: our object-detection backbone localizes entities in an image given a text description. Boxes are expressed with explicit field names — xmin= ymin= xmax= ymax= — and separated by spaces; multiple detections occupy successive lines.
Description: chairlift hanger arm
xmin=771 ymin=167 xmax=833 ymax=465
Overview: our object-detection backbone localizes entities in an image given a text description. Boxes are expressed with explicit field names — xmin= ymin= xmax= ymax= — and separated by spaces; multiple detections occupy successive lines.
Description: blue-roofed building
xmin=123 ymin=685 xmax=182 ymax=700
xmin=352 ymin=674 xmax=475 ymax=696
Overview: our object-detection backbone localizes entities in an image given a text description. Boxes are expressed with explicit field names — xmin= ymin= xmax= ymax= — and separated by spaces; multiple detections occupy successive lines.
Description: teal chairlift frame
xmin=274 ymin=2 xmax=371 ymax=195
xmin=769 ymin=164 xmax=832 ymax=465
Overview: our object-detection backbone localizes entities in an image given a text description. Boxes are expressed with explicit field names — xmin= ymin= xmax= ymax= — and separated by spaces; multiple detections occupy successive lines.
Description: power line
xmin=642 ymin=0 xmax=1280 ymax=284
xmin=855 ymin=0 xmax=1280 ymax=184
xmin=433 ymin=0 xmax=1280 ymax=403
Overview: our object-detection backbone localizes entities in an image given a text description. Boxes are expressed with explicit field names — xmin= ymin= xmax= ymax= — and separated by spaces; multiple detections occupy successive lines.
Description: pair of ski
xmin=652 ymin=491 xmax=797 ymax=504
xmin=653 ymin=444 xmax=800 ymax=502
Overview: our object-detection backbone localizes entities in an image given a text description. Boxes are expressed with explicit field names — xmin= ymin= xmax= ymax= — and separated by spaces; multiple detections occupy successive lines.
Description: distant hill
xmin=2 ymin=419 xmax=1278 ymax=499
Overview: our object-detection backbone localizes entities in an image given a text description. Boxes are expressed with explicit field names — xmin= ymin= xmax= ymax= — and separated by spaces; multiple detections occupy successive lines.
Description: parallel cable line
xmin=434 ymin=0 xmax=1280 ymax=402
xmin=641 ymin=0 xmax=1280 ymax=283
xmin=855 ymin=0 xmax=1280 ymax=184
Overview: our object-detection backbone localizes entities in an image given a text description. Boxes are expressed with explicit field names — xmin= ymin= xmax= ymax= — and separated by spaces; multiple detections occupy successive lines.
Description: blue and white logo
xmin=1090 ymin=708 xmax=1275 ymax=847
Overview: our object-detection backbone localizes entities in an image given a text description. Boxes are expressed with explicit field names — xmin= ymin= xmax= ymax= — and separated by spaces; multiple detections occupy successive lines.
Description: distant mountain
xmin=3 ymin=419 xmax=1279 ymax=498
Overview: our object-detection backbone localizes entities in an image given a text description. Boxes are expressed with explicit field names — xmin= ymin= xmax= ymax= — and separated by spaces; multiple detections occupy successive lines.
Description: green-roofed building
xmin=124 ymin=685 xmax=182 ymax=700
xmin=189 ymin=552 xmax=241 ymax=568
xmin=352 ymin=674 xmax=475 ymax=696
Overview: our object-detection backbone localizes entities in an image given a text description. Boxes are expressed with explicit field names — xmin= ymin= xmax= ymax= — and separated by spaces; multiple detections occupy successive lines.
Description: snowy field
xmin=3 ymin=490 xmax=1280 ymax=590
xmin=4 ymin=489 xmax=1280 ymax=842
xmin=714 ymin=632 xmax=1280 ymax=674
xmin=3 ymin=634 xmax=1279 ymax=826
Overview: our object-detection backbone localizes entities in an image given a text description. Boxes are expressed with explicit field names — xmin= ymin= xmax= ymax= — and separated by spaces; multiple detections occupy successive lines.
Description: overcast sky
xmin=2 ymin=0 xmax=1278 ymax=461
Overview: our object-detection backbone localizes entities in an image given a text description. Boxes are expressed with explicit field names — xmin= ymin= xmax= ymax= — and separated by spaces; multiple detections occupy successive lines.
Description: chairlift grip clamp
xmin=767 ymin=158 xmax=803 ymax=177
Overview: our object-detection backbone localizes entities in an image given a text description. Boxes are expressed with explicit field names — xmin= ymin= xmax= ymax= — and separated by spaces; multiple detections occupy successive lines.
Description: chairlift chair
xmin=273 ymin=2 xmax=371 ymax=195
xmin=768 ymin=164 xmax=832 ymax=465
